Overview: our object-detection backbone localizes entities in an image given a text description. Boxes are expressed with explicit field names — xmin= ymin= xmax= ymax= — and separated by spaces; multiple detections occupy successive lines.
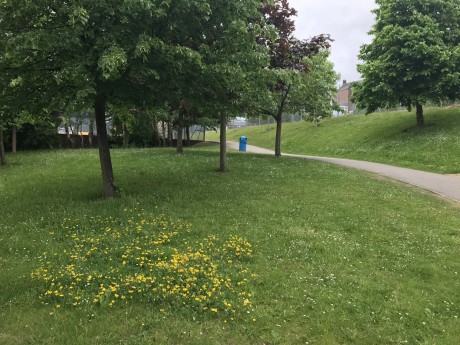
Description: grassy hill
xmin=207 ymin=106 xmax=460 ymax=173
xmin=1 ymin=148 xmax=459 ymax=344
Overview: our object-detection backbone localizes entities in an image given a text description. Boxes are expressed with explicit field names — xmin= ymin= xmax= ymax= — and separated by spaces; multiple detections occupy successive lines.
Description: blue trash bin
xmin=239 ymin=136 xmax=247 ymax=152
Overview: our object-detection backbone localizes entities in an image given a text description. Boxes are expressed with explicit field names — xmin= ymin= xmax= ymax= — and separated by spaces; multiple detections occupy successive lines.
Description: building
xmin=336 ymin=80 xmax=356 ymax=114
xmin=228 ymin=117 xmax=247 ymax=129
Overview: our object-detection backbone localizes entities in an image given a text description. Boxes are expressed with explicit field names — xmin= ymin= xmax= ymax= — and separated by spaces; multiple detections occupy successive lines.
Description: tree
xmin=0 ymin=119 xmax=6 ymax=166
xmin=355 ymin=0 xmax=460 ymax=128
xmin=9 ymin=111 xmax=38 ymax=153
xmin=259 ymin=0 xmax=332 ymax=156
xmin=0 ymin=49 xmax=53 ymax=158
xmin=1 ymin=0 xmax=163 ymax=195
xmin=201 ymin=58 xmax=270 ymax=172
xmin=185 ymin=2 xmax=270 ymax=172
xmin=0 ymin=81 xmax=53 ymax=159
xmin=0 ymin=0 xmax=267 ymax=196
xmin=109 ymin=103 xmax=135 ymax=148
xmin=0 ymin=112 xmax=12 ymax=164
xmin=293 ymin=51 xmax=340 ymax=125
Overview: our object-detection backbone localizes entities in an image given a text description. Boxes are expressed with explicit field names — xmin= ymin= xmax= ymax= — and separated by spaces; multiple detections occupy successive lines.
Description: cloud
xmin=290 ymin=0 xmax=377 ymax=82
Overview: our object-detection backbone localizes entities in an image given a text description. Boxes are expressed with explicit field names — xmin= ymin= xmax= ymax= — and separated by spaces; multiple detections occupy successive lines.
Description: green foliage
xmin=355 ymin=0 xmax=460 ymax=113
xmin=128 ymin=111 xmax=157 ymax=147
xmin=0 ymin=0 xmax=268 ymax=117
xmin=255 ymin=1 xmax=333 ymax=156
xmin=98 ymin=46 xmax=128 ymax=80
xmin=0 ymin=0 xmax=271 ymax=190
xmin=292 ymin=51 xmax=340 ymax=121
xmin=15 ymin=120 xmax=60 ymax=150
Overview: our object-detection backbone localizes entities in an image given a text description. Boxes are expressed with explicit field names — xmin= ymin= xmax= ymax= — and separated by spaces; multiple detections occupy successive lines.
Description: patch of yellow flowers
xmin=32 ymin=209 xmax=255 ymax=320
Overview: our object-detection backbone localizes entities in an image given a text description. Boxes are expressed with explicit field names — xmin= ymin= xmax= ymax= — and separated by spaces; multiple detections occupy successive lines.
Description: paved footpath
xmin=226 ymin=141 xmax=460 ymax=203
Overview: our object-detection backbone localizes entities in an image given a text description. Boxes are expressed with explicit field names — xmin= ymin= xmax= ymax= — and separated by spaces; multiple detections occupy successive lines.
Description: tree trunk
xmin=95 ymin=93 xmax=116 ymax=198
xmin=203 ymin=126 xmax=206 ymax=141
xmin=88 ymin=119 xmax=94 ymax=147
xmin=177 ymin=108 xmax=184 ymax=154
xmin=274 ymin=84 xmax=291 ymax=158
xmin=64 ymin=123 xmax=70 ymax=148
xmin=122 ymin=124 xmax=129 ymax=148
xmin=155 ymin=121 xmax=161 ymax=147
xmin=416 ymin=103 xmax=425 ymax=129
xmin=70 ymin=124 xmax=76 ymax=149
xmin=75 ymin=123 xmax=83 ymax=148
xmin=219 ymin=112 xmax=228 ymax=172
xmin=275 ymin=115 xmax=282 ymax=157
xmin=150 ymin=118 xmax=158 ymax=147
xmin=0 ymin=128 xmax=6 ymax=166
xmin=11 ymin=126 xmax=17 ymax=153
xmin=64 ymin=122 xmax=75 ymax=149
xmin=186 ymin=125 xmax=191 ymax=147
xmin=161 ymin=121 xmax=166 ymax=147
xmin=151 ymin=117 xmax=160 ymax=147
xmin=168 ymin=122 xmax=173 ymax=147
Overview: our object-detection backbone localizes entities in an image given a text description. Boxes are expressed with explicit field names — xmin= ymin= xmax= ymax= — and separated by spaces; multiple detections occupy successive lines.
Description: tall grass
xmin=0 ymin=148 xmax=459 ymax=344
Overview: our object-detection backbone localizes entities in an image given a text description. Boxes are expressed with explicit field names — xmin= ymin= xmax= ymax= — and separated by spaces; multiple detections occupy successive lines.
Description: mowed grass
xmin=0 ymin=147 xmax=459 ymax=344
xmin=207 ymin=106 xmax=460 ymax=173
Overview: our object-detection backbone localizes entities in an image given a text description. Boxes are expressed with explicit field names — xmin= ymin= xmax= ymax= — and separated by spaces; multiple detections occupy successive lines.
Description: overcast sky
xmin=290 ymin=0 xmax=377 ymax=84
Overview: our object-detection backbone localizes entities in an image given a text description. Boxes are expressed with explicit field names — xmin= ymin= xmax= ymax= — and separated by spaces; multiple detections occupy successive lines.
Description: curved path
xmin=226 ymin=141 xmax=460 ymax=203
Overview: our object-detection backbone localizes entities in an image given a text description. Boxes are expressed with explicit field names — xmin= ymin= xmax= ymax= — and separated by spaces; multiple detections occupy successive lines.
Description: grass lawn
xmin=207 ymin=106 xmax=460 ymax=174
xmin=1 ymin=147 xmax=459 ymax=344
